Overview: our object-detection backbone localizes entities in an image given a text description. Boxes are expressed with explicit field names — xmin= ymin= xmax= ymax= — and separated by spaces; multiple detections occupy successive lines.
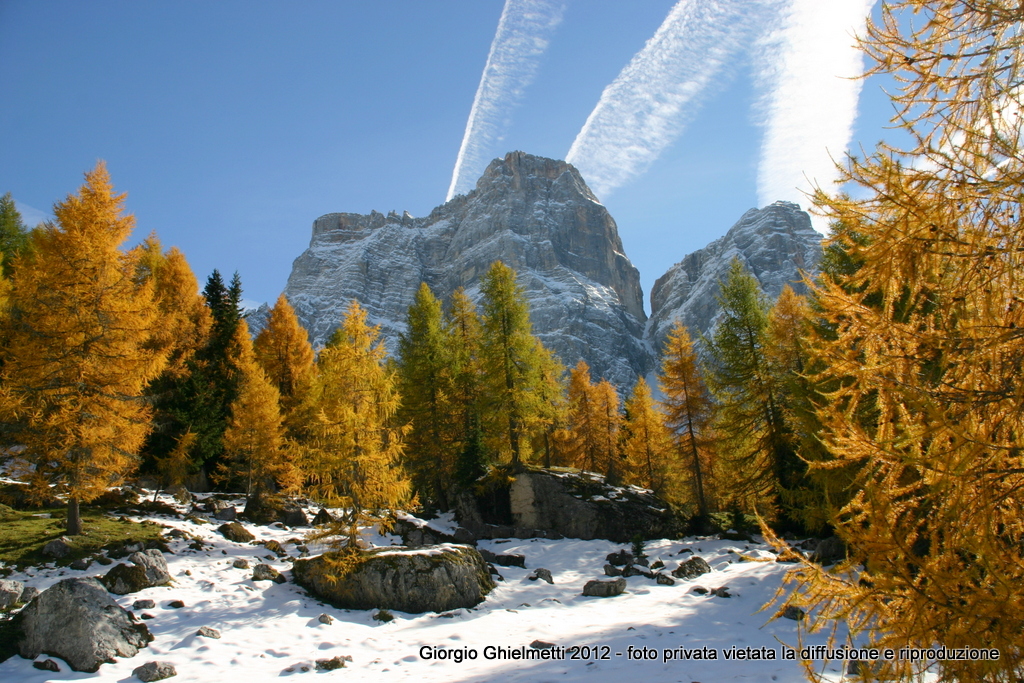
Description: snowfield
xmin=0 ymin=492 xmax=861 ymax=683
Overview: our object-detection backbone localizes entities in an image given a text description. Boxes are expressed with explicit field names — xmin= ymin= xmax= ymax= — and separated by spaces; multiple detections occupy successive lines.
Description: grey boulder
xmin=133 ymin=661 xmax=177 ymax=681
xmin=17 ymin=577 xmax=153 ymax=672
xmin=672 ymin=556 xmax=712 ymax=580
xmin=102 ymin=550 xmax=171 ymax=595
xmin=582 ymin=578 xmax=626 ymax=597
xmin=293 ymin=545 xmax=494 ymax=614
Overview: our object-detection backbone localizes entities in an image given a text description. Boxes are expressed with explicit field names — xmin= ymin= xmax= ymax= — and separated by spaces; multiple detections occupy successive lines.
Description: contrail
xmin=446 ymin=0 xmax=566 ymax=201
xmin=566 ymin=0 xmax=766 ymax=200
xmin=754 ymin=0 xmax=876 ymax=231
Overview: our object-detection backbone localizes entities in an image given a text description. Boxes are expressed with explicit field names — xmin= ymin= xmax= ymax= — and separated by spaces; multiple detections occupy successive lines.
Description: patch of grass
xmin=0 ymin=507 xmax=166 ymax=571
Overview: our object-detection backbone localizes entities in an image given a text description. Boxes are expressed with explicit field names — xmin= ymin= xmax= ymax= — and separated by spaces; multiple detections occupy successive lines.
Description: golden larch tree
xmin=658 ymin=321 xmax=715 ymax=518
xmin=218 ymin=320 xmax=298 ymax=501
xmin=253 ymin=293 xmax=315 ymax=421
xmin=621 ymin=376 xmax=676 ymax=499
xmin=0 ymin=163 xmax=168 ymax=534
xmin=302 ymin=301 xmax=411 ymax=549
xmin=776 ymin=2 xmax=1024 ymax=680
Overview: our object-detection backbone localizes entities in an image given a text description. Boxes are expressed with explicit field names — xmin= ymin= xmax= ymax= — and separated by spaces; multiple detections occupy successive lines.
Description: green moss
xmin=0 ymin=507 xmax=165 ymax=570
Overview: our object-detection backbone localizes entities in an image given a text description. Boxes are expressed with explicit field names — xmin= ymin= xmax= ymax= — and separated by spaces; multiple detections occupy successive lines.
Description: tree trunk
xmin=66 ymin=496 xmax=83 ymax=535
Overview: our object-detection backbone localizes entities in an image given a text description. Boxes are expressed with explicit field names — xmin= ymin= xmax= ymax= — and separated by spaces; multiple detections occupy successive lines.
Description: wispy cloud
xmin=754 ymin=0 xmax=876 ymax=230
xmin=565 ymin=0 xmax=766 ymax=200
xmin=446 ymin=0 xmax=566 ymax=201
xmin=13 ymin=199 xmax=51 ymax=228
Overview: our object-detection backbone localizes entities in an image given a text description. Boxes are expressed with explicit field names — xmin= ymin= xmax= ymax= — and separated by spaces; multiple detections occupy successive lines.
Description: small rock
xmin=605 ymin=550 xmax=633 ymax=566
xmin=102 ymin=550 xmax=172 ymax=595
xmin=582 ymin=577 xmax=626 ymax=598
xmin=655 ymin=573 xmax=675 ymax=586
xmin=95 ymin=556 xmax=113 ymax=566
xmin=32 ymin=659 xmax=60 ymax=672
xmin=622 ymin=565 xmax=654 ymax=578
xmin=252 ymin=564 xmax=286 ymax=584
xmin=218 ymin=522 xmax=255 ymax=543
xmin=712 ymin=586 xmax=731 ymax=598
xmin=781 ymin=605 xmax=805 ymax=621
xmin=196 ymin=626 xmax=221 ymax=639
xmin=812 ymin=536 xmax=847 ymax=566
xmin=478 ymin=548 xmax=525 ymax=568
xmin=315 ymin=655 xmax=352 ymax=670
xmin=311 ymin=508 xmax=334 ymax=526
xmin=213 ymin=506 xmax=237 ymax=522
xmin=603 ymin=564 xmax=622 ymax=577
xmin=69 ymin=557 xmax=91 ymax=571
xmin=692 ymin=586 xmax=709 ymax=595
xmin=167 ymin=600 xmax=185 ymax=609
xmin=165 ymin=529 xmax=187 ymax=539
xmin=373 ymin=609 xmax=394 ymax=622
xmin=262 ymin=539 xmax=286 ymax=557
xmin=133 ymin=599 xmax=156 ymax=610
xmin=530 ymin=640 xmax=556 ymax=649
xmin=141 ymin=613 xmax=155 ymax=620
xmin=232 ymin=558 xmax=250 ymax=569
xmin=672 ymin=556 xmax=712 ymax=580
xmin=527 ymin=568 xmax=553 ymax=584
xmin=296 ymin=545 xmax=309 ymax=555
xmin=318 ymin=613 xmax=334 ymax=625
xmin=133 ymin=661 xmax=177 ymax=682
xmin=0 ymin=579 xmax=25 ymax=608
xmin=650 ymin=559 xmax=665 ymax=570
xmin=42 ymin=537 xmax=73 ymax=559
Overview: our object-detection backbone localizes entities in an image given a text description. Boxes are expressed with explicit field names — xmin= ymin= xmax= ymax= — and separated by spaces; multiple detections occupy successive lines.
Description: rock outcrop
xmin=16 ymin=577 xmax=153 ymax=672
xmin=647 ymin=201 xmax=823 ymax=352
xmin=292 ymin=545 xmax=494 ymax=614
xmin=262 ymin=151 xmax=650 ymax=388
xmin=506 ymin=469 xmax=683 ymax=543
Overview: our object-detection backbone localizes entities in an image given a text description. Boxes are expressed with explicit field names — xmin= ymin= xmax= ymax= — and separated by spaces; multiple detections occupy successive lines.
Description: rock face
xmin=504 ymin=469 xmax=684 ymax=543
xmin=647 ymin=201 xmax=823 ymax=353
xmin=265 ymin=151 xmax=650 ymax=388
xmin=292 ymin=545 xmax=495 ymax=614
xmin=17 ymin=577 xmax=153 ymax=673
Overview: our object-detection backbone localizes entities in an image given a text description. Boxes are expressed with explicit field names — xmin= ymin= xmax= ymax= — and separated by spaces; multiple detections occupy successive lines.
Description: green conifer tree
xmin=479 ymin=261 xmax=546 ymax=465
xmin=396 ymin=283 xmax=459 ymax=507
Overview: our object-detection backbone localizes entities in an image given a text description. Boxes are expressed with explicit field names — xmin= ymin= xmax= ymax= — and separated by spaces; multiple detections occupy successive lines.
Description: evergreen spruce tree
xmin=777 ymin=3 xmax=1024 ymax=679
xmin=479 ymin=261 xmax=546 ymax=465
xmin=0 ymin=163 xmax=168 ymax=534
xmin=178 ymin=269 xmax=246 ymax=479
xmin=658 ymin=322 xmax=716 ymax=518
xmin=302 ymin=301 xmax=410 ymax=548
xmin=396 ymin=283 xmax=459 ymax=508
xmin=0 ymin=192 xmax=31 ymax=273
xmin=706 ymin=258 xmax=796 ymax=521
xmin=448 ymin=288 xmax=488 ymax=485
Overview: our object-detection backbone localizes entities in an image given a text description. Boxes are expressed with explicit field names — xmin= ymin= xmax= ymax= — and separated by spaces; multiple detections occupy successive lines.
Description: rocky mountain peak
xmin=268 ymin=151 xmax=651 ymax=388
xmin=646 ymin=200 xmax=823 ymax=354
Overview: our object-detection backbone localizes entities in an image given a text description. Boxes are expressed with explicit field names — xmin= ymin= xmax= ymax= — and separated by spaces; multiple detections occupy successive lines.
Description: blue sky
xmin=1 ymin=0 xmax=890 ymax=313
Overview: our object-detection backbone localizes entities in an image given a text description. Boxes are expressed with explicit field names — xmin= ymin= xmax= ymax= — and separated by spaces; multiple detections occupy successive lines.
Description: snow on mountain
xmin=646 ymin=201 xmax=823 ymax=355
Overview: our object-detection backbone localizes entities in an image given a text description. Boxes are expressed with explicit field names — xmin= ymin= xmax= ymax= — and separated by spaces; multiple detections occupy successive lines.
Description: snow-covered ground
xmin=0 ymin=491 xmax=861 ymax=683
